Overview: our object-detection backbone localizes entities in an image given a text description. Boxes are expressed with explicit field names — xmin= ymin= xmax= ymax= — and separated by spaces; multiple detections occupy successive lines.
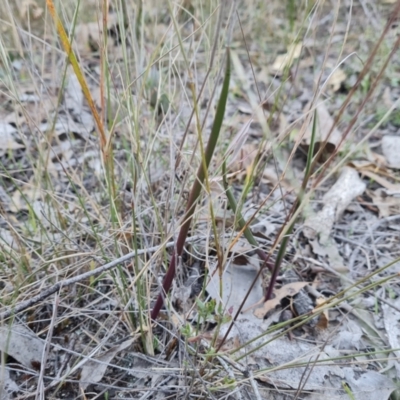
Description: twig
xmin=0 ymin=235 xmax=204 ymax=320
xmin=36 ymin=294 xmax=58 ymax=400
xmin=248 ymin=370 xmax=262 ymax=400
xmin=216 ymin=353 xmax=262 ymax=400
xmin=217 ymin=356 xmax=243 ymax=400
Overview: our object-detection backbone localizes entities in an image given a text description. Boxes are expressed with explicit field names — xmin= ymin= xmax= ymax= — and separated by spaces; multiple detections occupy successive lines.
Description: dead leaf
xmin=351 ymin=161 xmax=400 ymax=191
xmin=304 ymin=167 xmax=366 ymax=271
xmin=382 ymin=298 xmax=400 ymax=376
xmin=74 ymin=13 xmax=119 ymax=55
xmin=315 ymin=297 xmax=329 ymax=329
xmin=10 ymin=184 xmax=41 ymax=213
xmin=369 ymin=188 xmax=400 ymax=217
xmin=301 ymin=101 xmax=342 ymax=157
xmin=327 ymin=68 xmax=347 ymax=92
xmin=253 ymin=282 xmax=309 ymax=319
xmin=271 ymin=43 xmax=302 ymax=75
xmin=215 ymin=317 xmax=354 ymax=392
xmin=343 ymin=368 xmax=396 ymax=400
xmin=250 ymin=217 xmax=277 ymax=238
xmin=0 ymin=368 xmax=19 ymax=400
xmin=80 ymin=338 xmax=134 ymax=389
xmin=382 ymin=135 xmax=400 ymax=169
xmin=332 ymin=320 xmax=363 ymax=350
xmin=304 ymin=167 xmax=366 ymax=240
xmin=0 ymin=123 xmax=24 ymax=157
xmin=209 ymin=312 xmax=395 ymax=396
xmin=0 ymin=325 xmax=44 ymax=368
xmin=20 ymin=0 xmax=43 ymax=20
xmin=206 ymin=257 xmax=263 ymax=318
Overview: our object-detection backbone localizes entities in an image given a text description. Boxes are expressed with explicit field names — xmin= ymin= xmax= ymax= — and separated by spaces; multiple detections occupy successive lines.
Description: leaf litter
xmin=1 ymin=1 xmax=400 ymax=399
xmin=0 ymin=324 xmax=44 ymax=369
xmin=303 ymin=167 xmax=366 ymax=271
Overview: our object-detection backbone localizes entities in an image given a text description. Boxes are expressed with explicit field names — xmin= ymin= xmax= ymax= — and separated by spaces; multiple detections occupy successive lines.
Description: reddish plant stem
xmin=150 ymin=204 xmax=195 ymax=320
xmin=150 ymin=49 xmax=231 ymax=321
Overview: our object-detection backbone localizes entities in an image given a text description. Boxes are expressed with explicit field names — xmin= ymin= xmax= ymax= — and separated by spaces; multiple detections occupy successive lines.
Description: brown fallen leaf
xmin=315 ymin=297 xmax=329 ymax=329
xmin=253 ymin=282 xmax=309 ymax=319
xmin=301 ymin=101 xmax=342 ymax=158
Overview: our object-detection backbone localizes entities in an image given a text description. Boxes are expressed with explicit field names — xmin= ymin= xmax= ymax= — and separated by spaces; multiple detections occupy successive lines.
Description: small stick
xmin=0 ymin=235 xmax=203 ymax=320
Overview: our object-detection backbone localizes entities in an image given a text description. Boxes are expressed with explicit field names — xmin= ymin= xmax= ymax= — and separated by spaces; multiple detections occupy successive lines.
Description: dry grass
xmin=1 ymin=0 xmax=400 ymax=399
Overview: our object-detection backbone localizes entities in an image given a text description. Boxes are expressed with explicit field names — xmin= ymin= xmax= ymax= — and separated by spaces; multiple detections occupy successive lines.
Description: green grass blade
xmin=150 ymin=48 xmax=231 ymax=321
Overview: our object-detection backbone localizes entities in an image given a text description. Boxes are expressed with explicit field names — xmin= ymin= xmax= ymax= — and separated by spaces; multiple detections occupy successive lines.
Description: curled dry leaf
xmin=315 ymin=297 xmax=329 ymax=329
xmin=253 ymin=282 xmax=309 ymax=319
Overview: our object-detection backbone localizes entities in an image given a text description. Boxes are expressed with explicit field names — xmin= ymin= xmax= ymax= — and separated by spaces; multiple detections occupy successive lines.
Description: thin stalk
xmin=150 ymin=48 xmax=231 ymax=321
xmin=264 ymin=109 xmax=318 ymax=301
xmin=222 ymin=161 xmax=273 ymax=271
